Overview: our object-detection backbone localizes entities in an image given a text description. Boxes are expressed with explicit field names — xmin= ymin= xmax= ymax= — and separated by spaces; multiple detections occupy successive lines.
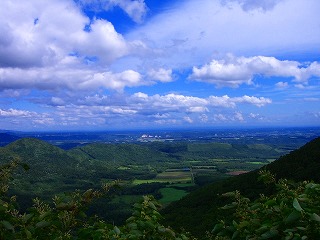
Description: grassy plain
xmin=158 ymin=187 xmax=189 ymax=204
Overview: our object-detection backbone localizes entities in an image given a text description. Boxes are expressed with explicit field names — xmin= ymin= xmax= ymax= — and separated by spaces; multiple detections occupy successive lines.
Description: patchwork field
xmin=156 ymin=170 xmax=192 ymax=182
xmin=132 ymin=169 xmax=192 ymax=184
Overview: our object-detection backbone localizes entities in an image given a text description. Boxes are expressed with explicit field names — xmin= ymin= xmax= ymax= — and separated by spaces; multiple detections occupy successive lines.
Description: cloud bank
xmin=0 ymin=0 xmax=319 ymax=130
xmin=189 ymin=55 xmax=320 ymax=88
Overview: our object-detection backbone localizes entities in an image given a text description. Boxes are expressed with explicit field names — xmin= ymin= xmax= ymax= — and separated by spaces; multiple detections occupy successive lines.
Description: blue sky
xmin=0 ymin=0 xmax=319 ymax=131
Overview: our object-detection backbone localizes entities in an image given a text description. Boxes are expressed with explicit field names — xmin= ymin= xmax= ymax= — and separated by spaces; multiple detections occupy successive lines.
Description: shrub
xmin=211 ymin=170 xmax=320 ymax=239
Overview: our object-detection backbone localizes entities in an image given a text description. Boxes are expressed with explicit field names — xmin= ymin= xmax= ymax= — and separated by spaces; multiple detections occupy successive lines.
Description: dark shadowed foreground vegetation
xmin=0 ymin=136 xmax=320 ymax=238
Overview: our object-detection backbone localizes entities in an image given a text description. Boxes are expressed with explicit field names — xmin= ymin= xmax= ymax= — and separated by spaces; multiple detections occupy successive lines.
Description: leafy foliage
xmin=210 ymin=170 xmax=320 ymax=239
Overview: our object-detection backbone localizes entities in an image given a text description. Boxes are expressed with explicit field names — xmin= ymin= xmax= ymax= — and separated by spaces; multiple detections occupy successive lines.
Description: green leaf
xmin=126 ymin=216 xmax=136 ymax=222
xmin=221 ymin=202 xmax=237 ymax=210
xmin=35 ymin=221 xmax=50 ymax=228
xmin=296 ymin=226 xmax=306 ymax=231
xmin=232 ymin=220 xmax=238 ymax=227
xmin=221 ymin=192 xmax=236 ymax=197
xmin=226 ymin=225 xmax=236 ymax=232
xmin=261 ymin=229 xmax=278 ymax=239
xmin=148 ymin=201 xmax=157 ymax=210
xmin=114 ymin=226 xmax=120 ymax=235
xmin=78 ymin=211 xmax=87 ymax=219
xmin=128 ymin=229 xmax=143 ymax=237
xmin=310 ymin=213 xmax=320 ymax=222
xmin=293 ymin=198 xmax=303 ymax=212
xmin=23 ymin=213 xmax=34 ymax=223
xmin=127 ymin=222 xmax=137 ymax=230
xmin=212 ymin=223 xmax=224 ymax=233
xmin=133 ymin=203 xmax=142 ymax=209
xmin=238 ymin=221 xmax=250 ymax=229
xmin=164 ymin=228 xmax=175 ymax=237
xmin=285 ymin=210 xmax=301 ymax=224
xmin=1 ymin=220 xmax=14 ymax=231
xmin=0 ymin=205 xmax=6 ymax=212
xmin=250 ymin=203 xmax=261 ymax=210
xmin=265 ymin=199 xmax=276 ymax=206
xmin=25 ymin=229 xmax=32 ymax=239
xmin=39 ymin=211 xmax=51 ymax=220
xmin=144 ymin=221 xmax=155 ymax=230
xmin=158 ymin=226 xmax=166 ymax=233
xmin=232 ymin=230 xmax=239 ymax=239
xmin=255 ymin=225 xmax=269 ymax=234
xmin=56 ymin=203 xmax=74 ymax=211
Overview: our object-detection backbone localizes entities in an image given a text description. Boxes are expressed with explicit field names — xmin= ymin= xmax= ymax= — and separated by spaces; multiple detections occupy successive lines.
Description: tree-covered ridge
xmin=5 ymin=138 xmax=80 ymax=177
xmin=71 ymin=143 xmax=169 ymax=161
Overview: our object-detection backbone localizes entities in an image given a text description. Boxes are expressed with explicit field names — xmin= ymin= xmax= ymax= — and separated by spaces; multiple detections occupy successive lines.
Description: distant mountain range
xmin=162 ymin=137 xmax=320 ymax=237
xmin=1 ymin=127 xmax=320 ymax=148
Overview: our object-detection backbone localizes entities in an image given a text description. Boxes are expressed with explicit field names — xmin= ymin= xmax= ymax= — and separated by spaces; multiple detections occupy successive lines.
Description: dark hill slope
xmin=162 ymin=137 xmax=320 ymax=237
xmin=266 ymin=136 xmax=320 ymax=181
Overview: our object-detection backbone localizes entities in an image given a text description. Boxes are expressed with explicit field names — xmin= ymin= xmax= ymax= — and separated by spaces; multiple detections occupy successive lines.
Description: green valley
xmin=1 ymin=135 xmax=320 ymax=239
xmin=0 ymin=137 xmax=292 ymax=222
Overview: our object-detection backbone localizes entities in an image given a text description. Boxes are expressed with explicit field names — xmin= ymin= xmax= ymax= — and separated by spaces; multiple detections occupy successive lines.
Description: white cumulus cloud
xmin=232 ymin=95 xmax=272 ymax=107
xmin=234 ymin=111 xmax=244 ymax=121
xmin=0 ymin=108 xmax=33 ymax=117
xmin=275 ymin=81 xmax=289 ymax=89
xmin=183 ymin=116 xmax=193 ymax=123
xmin=128 ymin=0 xmax=320 ymax=69
xmin=147 ymin=68 xmax=173 ymax=82
xmin=0 ymin=0 xmax=150 ymax=93
xmin=189 ymin=55 xmax=320 ymax=88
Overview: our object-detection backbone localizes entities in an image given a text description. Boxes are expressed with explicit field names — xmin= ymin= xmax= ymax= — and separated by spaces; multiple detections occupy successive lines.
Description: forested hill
xmin=266 ymin=136 xmax=320 ymax=182
xmin=162 ymin=137 xmax=320 ymax=237
xmin=0 ymin=138 xmax=93 ymax=207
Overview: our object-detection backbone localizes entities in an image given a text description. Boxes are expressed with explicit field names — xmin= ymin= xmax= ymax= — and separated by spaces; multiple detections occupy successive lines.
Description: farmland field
xmin=156 ymin=171 xmax=192 ymax=182
xmin=132 ymin=171 xmax=192 ymax=185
